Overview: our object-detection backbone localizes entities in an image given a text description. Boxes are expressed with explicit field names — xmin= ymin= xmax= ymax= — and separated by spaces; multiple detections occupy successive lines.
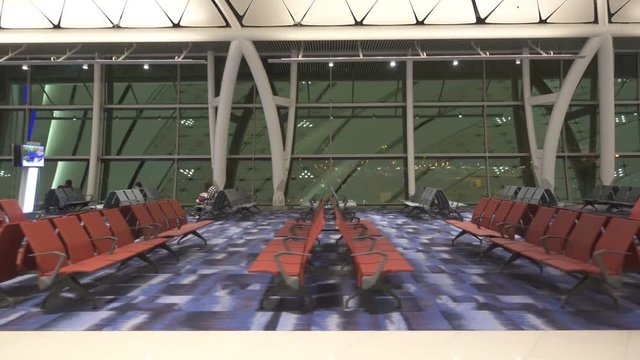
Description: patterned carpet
xmin=1 ymin=207 xmax=640 ymax=330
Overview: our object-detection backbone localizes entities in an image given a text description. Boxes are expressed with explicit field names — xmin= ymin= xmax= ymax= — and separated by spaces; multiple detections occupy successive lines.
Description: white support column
xmin=405 ymin=60 xmax=416 ymax=196
xmin=598 ymin=34 xmax=615 ymax=185
xmin=207 ymin=50 xmax=216 ymax=173
xmin=283 ymin=54 xmax=298 ymax=176
xmin=540 ymin=36 xmax=604 ymax=189
xmin=86 ymin=64 xmax=102 ymax=198
xmin=213 ymin=40 xmax=242 ymax=189
xmin=522 ymin=47 xmax=542 ymax=184
xmin=240 ymin=39 xmax=287 ymax=206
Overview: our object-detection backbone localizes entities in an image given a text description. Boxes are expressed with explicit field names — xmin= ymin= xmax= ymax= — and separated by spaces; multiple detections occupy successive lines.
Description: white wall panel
xmin=487 ymin=0 xmax=540 ymax=23
xmin=1 ymin=0 xmax=52 ymax=28
xmin=409 ymin=0 xmax=440 ymax=21
xmin=156 ymin=0 xmax=190 ymax=24
xmin=60 ymin=0 xmax=112 ymax=28
xmin=475 ymin=0 xmax=503 ymax=18
xmin=93 ymin=0 xmax=127 ymax=25
xmin=304 ymin=0 xmax=354 ymax=25
xmin=283 ymin=0 xmax=314 ymax=23
xmin=346 ymin=0 xmax=377 ymax=22
xmin=538 ymin=0 xmax=566 ymax=19
xmin=364 ymin=0 xmax=416 ymax=25
xmin=229 ymin=0 xmax=254 ymax=16
xmin=182 ymin=0 xmax=226 ymax=26
xmin=425 ymin=0 xmax=477 ymax=24
xmin=244 ymin=0 xmax=294 ymax=26
xmin=611 ymin=0 xmax=640 ymax=22
xmin=609 ymin=0 xmax=631 ymax=13
xmin=120 ymin=0 xmax=173 ymax=27
xmin=31 ymin=0 xmax=65 ymax=25
xmin=547 ymin=0 xmax=595 ymax=23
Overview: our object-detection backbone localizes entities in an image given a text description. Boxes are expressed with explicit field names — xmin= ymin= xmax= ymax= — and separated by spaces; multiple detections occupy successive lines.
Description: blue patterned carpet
xmin=1 ymin=208 xmax=640 ymax=330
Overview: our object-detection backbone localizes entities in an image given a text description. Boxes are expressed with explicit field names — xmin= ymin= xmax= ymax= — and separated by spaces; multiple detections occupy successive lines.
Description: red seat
xmin=0 ymin=224 xmax=24 ymax=305
xmin=450 ymin=199 xmax=529 ymax=246
xmin=0 ymin=199 xmax=28 ymax=223
xmin=130 ymin=203 xmax=208 ymax=246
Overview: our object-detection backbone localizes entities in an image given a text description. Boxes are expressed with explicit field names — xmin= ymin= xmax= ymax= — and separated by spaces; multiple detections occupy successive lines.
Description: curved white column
xmin=240 ymin=39 xmax=287 ymax=206
xmin=540 ymin=36 xmax=603 ymax=189
xmin=284 ymin=55 xmax=298 ymax=176
xmin=598 ymin=34 xmax=615 ymax=186
xmin=213 ymin=40 xmax=242 ymax=189
xmin=87 ymin=64 xmax=102 ymax=198
xmin=207 ymin=50 xmax=216 ymax=173
xmin=406 ymin=61 xmax=415 ymax=195
xmin=522 ymin=47 xmax=542 ymax=184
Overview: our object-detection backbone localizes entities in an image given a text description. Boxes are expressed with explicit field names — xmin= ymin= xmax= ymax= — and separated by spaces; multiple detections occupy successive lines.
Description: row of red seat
xmin=0 ymin=198 xmax=211 ymax=310
xmin=332 ymin=199 xmax=413 ymax=309
xmin=447 ymin=197 xmax=640 ymax=307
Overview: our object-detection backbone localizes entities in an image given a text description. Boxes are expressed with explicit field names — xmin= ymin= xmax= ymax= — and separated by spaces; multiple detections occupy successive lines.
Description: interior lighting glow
xmin=515 ymin=59 xmax=521 ymax=64
xmin=21 ymin=64 xmax=28 ymax=70
xmin=452 ymin=60 xmax=459 ymax=66
xmin=82 ymin=64 xmax=89 ymax=70
xmin=390 ymin=61 xmax=396 ymax=67
xmin=328 ymin=61 xmax=334 ymax=67
xmin=143 ymin=63 xmax=150 ymax=70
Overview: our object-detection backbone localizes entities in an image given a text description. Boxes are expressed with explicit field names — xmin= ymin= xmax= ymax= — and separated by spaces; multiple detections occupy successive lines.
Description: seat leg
xmin=117 ymin=257 xmax=134 ymax=271
xmin=260 ymin=281 xmax=284 ymax=310
xmin=299 ymin=287 xmax=314 ymax=312
xmin=190 ymin=231 xmax=208 ymax=247
xmin=378 ymin=284 xmax=402 ymax=309
xmin=345 ymin=289 xmax=364 ymax=309
xmin=41 ymin=280 xmax=68 ymax=310
xmin=159 ymin=243 xmax=179 ymax=262
xmin=450 ymin=230 xmax=468 ymax=246
xmin=479 ymin=243 xmax=499 ymax=260
xmin=561 ymin=276 xmax=594 ymax=307
xmin=499 ymin=253 xmax=522 ymax=272
xmin=0 ymin=288 xmax=15 ymax=307
xmin=135 ymin=253 xmax=159 ymax=273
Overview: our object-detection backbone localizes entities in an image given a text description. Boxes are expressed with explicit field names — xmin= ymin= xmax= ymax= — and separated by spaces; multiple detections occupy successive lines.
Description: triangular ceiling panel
xmin=611 ymin=0 xmax=640 ymax=22
xmin=364 ymin=0 xmax=416 ymax=24
xmin=487 ymin=0 xmax=539 ymax=23
xmin=346 ymin=0 xmax=377 ymax=22
xmin=425 ymin=0 xmax=476 ymax=24
xmin=303 ymin=0 xmax=354 ymax=25
xmin=538 ymin=0 xmax=567 ymax=19
xmin=1 ymin=0 xmax=52 ymax=28
xmin=60 ymin=0 xmax=112 ymax=28
xmin=181 ymin=0 xmax=226 ymax=26
xmin=243 ymin=0 xmax=294 ymax=26
xmin=229 ymin=0 xmax=253 ymax=16
xmin=547 ymin=0 xmax=595 ymax=23
xmin=609 ymin=0 xmax=631 ymax=14
xmin=475 ymin=0 xmax=503 ymax=18
xmin=92 ymin=0 xmax=126 ymax=25
xmin=31 ymin=0 xmax=65 ymax=25
xmin=283 ymin=0 xmax=314 ymax=23
xmin=155 ymin=0 xmax=189 ymax=24
xmin=409 ymin=0 xmax=440 ymax=21
xmin=120 ymin=0 xmax=173 ymax=27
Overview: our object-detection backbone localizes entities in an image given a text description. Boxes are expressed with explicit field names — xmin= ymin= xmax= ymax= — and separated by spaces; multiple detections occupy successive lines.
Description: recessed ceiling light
xmin=515 ymin=59 xmax=521 ymax=65
xmin=452 ymin=60 xmax=459 ymax=66
xmin=390 ymin=61 xmax=396 ymax=67
xmin=82 ymin=64 xmax=89 ymax=70
xmin=328 ymin=62 xmax=334 ymax=68
xmin=21 ymin=64 xmax=28 ymax=70
xmin=143 ymin=63 xmax=150 ymax=70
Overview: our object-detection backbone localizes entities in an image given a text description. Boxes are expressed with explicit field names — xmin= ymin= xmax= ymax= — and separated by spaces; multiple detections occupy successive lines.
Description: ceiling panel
xmin=364 ymin=0 xmax=416 ymax=25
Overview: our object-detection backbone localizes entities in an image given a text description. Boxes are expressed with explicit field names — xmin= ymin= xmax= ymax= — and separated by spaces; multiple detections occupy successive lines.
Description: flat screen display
xmin=21 ymin=144 xmax=45 ymax=167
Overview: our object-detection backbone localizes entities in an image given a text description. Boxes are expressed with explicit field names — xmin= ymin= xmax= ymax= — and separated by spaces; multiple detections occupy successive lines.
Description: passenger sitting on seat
xmin=57 ymin=179 xmax=73 ymax=189
xmin=196 ymin=181 xmax=214 ymax=205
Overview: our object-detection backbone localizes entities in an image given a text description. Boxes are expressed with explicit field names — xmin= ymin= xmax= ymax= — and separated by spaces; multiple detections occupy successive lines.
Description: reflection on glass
xmin=531 ymin=61 xmax=560 ymax=96
xmin=486 ymin=106 xmax=528 ymax=153
xmin=36 ymin=161 xmax=88 ymax=209
xmin=179 ymin=64 xmax=207 ymax=104
xmin=106 ymin=65 xmax=178 ymax=105
xmin=101 ymin=160 xmax=174 ymax=200
xmin=415 ymin=61 xmax=482 ymax=102
xmin=30 ymin=65 xmax=93 ymax=105
xmin=226 ymin=159 xmax=272 ymax=204
xmin=615 ymin=54 xmax=638 ymax=101
xmin=485 ymin=61 xmax=522 ymax=101
xmin=414 ymin=157 xmax=487 ymax=203
xmin=615 ymin=106 xmax=640 ymax=152
xmin=532 ymin=106 xmax=563 ymax=153
xmin=566 ymin=60 xmax=597 ymax=101
xmin=414 ymin=107 xmax=484 ymax=153
xmin=0 ymin=66 xmax=27 ymax=106
xmin=0 ymin=111 xmax=24 ymax=156
xmin=104 ymin=109 xmax=177 ymax=156
xmin=30 ymin=110 xmax=92 ymax=156
xmin=0 ymin=161 xmax=17 ymax=199
xmin=176 ymin=160 xmax=213 ymax=204
xmin=564 ymin=106 xmax=598 ymax=154
xmin=487 ymin=158 xmax=535 ymax=197
xmin=565 ymin=156 xmax=598 ymax=203
xmin=179 ymin=109 xmax=210 ymax=155
xmin=614 ymin=157 xmax=640 ymax=186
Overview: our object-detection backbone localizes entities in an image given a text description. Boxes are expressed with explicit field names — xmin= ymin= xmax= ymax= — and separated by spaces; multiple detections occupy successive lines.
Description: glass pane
xmin=488 ymin=158 xmax=536 ymax=197
xmin=565 ymin=60 xmax=597 ymax=101
xmin=228 ymin=108 xmax=285 ymax=156
xmin=415 ymin=61 xmax=483 ymax=102
xmin=331 ymin=108 xmax=404 ymax=154
xmin=106 ymin=64 xmax=177 ymax=105
xmin=565 ymin=156 xmax=598 ymax=203
xmin=554 ymin=158 xmax=568 ymax=202
xmin=414 ymin=107 xmax=484 ymax=154
xmin=0 ymin=65 xmax=27 ymax=106
xmin=532 ymin=106 xmax=563 ymax=153
xmin=486 ymin=106 xmax=529 ymax=153
xmin=414 ymin=157 xmax=487 ymax=203
xmin=615 ymin=54 xmax=637 ymax=101
xmin=30 ymin=65 xmax=93 ymax=105
xmin=530 ymin=61 xmax=560 ymax=96
xmin=30 ymin=110 xmax=92 ymax=156
xmin=0 ymin=110 xmax=24 ymax=156
xmin=614 ymin=157 xmax=640 ymax=186
xmin=179 ymin=109 xmax=210 ymax=155
xmin=0 ymin=161 xmax=18 ymax=199
xmin=485 ymin=61 xmax=522 ymax=101
xmin=564 ymin=105 xmax=598 ymax=154
xmin=100 ymin=160 xmax=174 ymax=199
xmin=179 ymin=64 xmax=207 ymax=104
xmin=286 ymin=158 xmax=405 ymax=205
xmin=104 ymin=109 xmax=177 ymax=156
xmin=615 ymin=105 xmax=640 ymax=152
xmin=36 ymin=160 xmax=88 ymax=210
xmin=176 ymin=160 xmax=213 ymax=204
xmin=226 ymin=159 xmax=272 ymax=204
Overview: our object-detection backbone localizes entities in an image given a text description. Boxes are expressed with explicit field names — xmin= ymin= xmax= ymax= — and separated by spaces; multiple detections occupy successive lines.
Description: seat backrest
xmin=614 ymin=186 xmax=632 ymax=202
xmin=474 ymin=198 xmax=500 ymax=226
xmin=540 ymin=189 xmax=558 ymax=207
xmin=600 ymin=185 xmax=618 ymax=201
xmin=52 ymin=216 xmax=97 ymax=263
xmin=563 ymin=213 xmax=608 ymax=262
xmin=470 ymin=197 xmax=490 ymax=219
xmin=20 ymin=220 xmax=69 ymax=274
xmin=591 ymin=218 xmax=640 ymax=275
xmin=500 ymin=202 xmax=529 ymax=230
xmin=0 ymin=224 xmax=24 ymax=282
xmin=420 ymin=188 xmax=437 ymax=206
xmin=515 ymin=187 xmax=532 ymax=202
xmin=130 ymin=203 xmax=162 ymax=235
xmin=523 ymin=207 xmax=557 ymax=245
xmin=543 ymin=209 xmax=580 ymax=253
xmin=146 ymin=202 xmax=171 ymax=231
xmin=168 ymin=198 xmax=188 ymax=223
xmin=102 ymin=208 xmax=136 ymax=246
xmin=589 ymin=184 xmax=603 ymax=199
xmin=527 ymin=188 xmax=545 ymax=204
xmin=55 ymin=188 xmax=70 ymax=208
xmin=79 ymin=211 xmax=115 ymax=254
xmin=629 ymin=197 xmax=640 ymax=220
xmin=158 ymin=200 xmax=181 ymax=227
xmin=0 ymin=199 xmax=27 ymax=223
xmin=624 ymin=187 xmax=640 ymax=205
xmin=0 ymin=209 xmax=6 ymax=227
xmin=122 ymin=189 xmax=138 ymax=204
xmin=130 ymin=188 xmax=145 ymax=203
xmin=488 ymin=200 xmax=514 ymax=230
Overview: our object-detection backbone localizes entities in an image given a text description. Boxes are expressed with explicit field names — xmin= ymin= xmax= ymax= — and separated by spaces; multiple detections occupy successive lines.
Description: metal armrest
xmin=352 ymin=235 xmax=383 ymax=251
xmin=593 ymin=249 xmax=632 ymax=286
xmin=29 ymin=251 xmax=67 ymax=289
xmin=89 ymin=236 xmax=119 ymax=254
xmin=500 ymin=223 xmax=525 ymax=238
xmin=472 ymin=215 xmax=492 ymax=228
xmin=350 ymin=251 xmax=389 ymax=290
xmin=273 ymin=250 xmax=311 ymax=289
xmin=164 ymin=216 xmax=182 ymax=229
xmin=539 ymin=235 xmax=568 ymax=254
xmin=136 ymin=223 xmax=161 ymax=239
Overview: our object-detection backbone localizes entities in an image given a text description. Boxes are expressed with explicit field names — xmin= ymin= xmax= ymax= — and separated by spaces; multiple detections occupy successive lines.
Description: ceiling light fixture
xmin=269 ymin=54 xmax=584 ymax=64
xmin=390 ymin=61 xmax=396 ymax=67
xmin=328 ymin=61 xmax=334 ymax=68
xmin=21 ymin=64 xmax=28 ymax=70
xmin=143 ymin=63 xmax=149 ymax=70
xmin=452 ymin=60 xmax=459 ymax=66
xmin=515 ymin=59 xmax=521 ymax=65
xmin=82 ymin=63 xmax=89 ymax=70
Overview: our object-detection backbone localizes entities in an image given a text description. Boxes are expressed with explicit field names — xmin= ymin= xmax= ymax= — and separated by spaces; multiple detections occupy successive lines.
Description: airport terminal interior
xmin=0 ymin=0 xmax=640 ymax=358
